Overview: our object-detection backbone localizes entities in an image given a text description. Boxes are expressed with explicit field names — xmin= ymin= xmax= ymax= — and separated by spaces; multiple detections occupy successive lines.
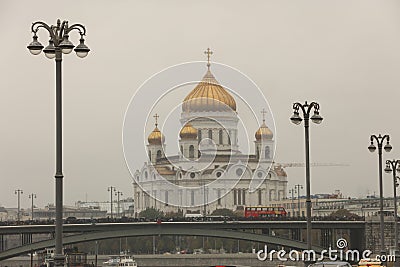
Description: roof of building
xmin=182 ymin=69 xmax=236 ymax=113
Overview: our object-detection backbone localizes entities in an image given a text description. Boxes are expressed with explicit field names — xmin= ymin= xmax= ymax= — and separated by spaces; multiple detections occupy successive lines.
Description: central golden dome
xmin=182 ymin=69 xmax=236 ymax=112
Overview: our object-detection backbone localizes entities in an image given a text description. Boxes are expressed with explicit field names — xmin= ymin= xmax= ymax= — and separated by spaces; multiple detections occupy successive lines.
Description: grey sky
xmin=1 ymin=0 xmax=400 ymax=208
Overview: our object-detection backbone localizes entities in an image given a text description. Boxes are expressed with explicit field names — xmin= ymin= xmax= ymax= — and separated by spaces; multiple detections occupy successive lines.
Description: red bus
xmin=244 ymin=206 xmax=287 ymax=218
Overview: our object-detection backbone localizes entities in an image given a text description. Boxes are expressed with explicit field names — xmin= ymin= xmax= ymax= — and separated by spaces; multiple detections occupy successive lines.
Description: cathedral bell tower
xmin=179 ymin=122 xmax=199 ymax=160
xmin=255 ymin=109 xmax=274 ymax=160
xmin=147 ymin=113 xmax=165 ymax=165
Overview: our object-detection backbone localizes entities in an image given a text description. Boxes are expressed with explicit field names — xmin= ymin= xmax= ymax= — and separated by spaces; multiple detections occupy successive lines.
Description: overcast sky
xmin=1 ymin=0 xmax=400 ymax=209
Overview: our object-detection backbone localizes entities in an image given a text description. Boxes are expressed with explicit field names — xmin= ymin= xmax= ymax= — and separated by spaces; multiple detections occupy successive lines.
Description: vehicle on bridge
xmin=309 ymin=261 xmax=352 ymax=267
xmin=358 ymin=258 xmax=384 ymax=267
xmin=103 ymin=253 xmax=138 ymax=267
xmin=244 ymin=206 xmax=287 ymax=218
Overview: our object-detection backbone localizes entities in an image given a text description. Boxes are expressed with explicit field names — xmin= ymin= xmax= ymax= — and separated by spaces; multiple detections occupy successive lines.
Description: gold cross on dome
xmin=261 ymin=109 xmax=267 ymax=123
xmin=153 ymin=113 xmax=159 ymax=127
xmin=204 ymin=48 xmax=213 ymax=68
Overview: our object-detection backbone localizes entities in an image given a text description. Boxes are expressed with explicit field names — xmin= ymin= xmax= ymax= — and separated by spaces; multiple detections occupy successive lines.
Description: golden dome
xmin=179 ymin=122 xmax=198 ymax=139
xmin=148 ymin=126 xmax=164 ymax=145
xmin=255 ymin=122 xmax=273 ymax=140
xmin=182 ymin=69 xmax=236 ymax=112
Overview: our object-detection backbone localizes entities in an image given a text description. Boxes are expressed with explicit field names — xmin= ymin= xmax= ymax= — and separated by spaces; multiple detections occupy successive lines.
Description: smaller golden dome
xmin=180 ymin=122 xmax=198 ymax=139
xmin=255 ymin=122 xmax=273 ymax=140
xmin=148 ymin=126 xmax=164 ymax=145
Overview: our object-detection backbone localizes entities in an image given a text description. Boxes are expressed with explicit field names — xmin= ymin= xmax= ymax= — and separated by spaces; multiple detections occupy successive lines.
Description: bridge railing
xmin=0 ymin=215 xmax=366 ymax=226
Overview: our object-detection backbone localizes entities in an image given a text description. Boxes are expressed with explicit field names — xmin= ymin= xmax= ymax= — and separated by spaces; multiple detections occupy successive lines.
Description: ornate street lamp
xmin=115 ymin=191 xmax=123 ymax=218
xmin=27 ymin=19 xmax=89 ymax=267
xmin=108 ymin=186 xmax=116 ymax=219
xmin=369 ymin=134 xmax=391 ymax=254
xmin=14 ymin=189 xmax=23 ymax=222
xmin=294 ymin=184 xmax=303 ymax=217
xmin=290 ymin=101 xmax=323 ymax=251
xmin=385 ymin=159 xmax=400 ymax=251
xmin=288 ymin=188 xmax=296 ymax=217
xmin=28 ymin=194 xmax=37 ymax=221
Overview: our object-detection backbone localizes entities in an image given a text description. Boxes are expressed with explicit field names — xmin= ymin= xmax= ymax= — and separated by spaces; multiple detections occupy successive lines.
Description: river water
xmin=0 ymin=254 xmax=303 ymax=267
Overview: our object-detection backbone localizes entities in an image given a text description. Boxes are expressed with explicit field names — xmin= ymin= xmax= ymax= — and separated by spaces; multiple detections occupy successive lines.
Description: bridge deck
xmin=0 ymin=220 xmax=366 ymax=234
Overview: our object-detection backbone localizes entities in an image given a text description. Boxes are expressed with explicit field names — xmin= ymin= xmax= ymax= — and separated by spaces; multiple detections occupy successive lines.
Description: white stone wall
xmin=132 ymin=161 xmax=287 ymax=216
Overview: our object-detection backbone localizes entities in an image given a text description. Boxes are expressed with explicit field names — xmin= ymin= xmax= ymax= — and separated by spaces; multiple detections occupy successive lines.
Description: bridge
xmin=0 ymin=220 xmax=366 ymax=261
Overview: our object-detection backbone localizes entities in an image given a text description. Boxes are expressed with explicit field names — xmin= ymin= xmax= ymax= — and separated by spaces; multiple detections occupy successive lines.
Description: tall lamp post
xmin=288 ymin=188 xmax=296 ymax=217
xmin=15 ymin=189 xmax=23 ymax=222
xmin=385 ymin=159 xmax=400 ymax=250
xmin=28 ymin=194 xmax=37 ymax=221
xmin=294 ymin=184 xmax=303 ymax=217
xmin=369 ymin=134 xmax=392 ymax=254
xmin=27 ymin=19 xmax=90 ymax=267
xmin=290 ymin=101 xmax=323 ymax=251
xmin=108 ymin=186 xmax=116 ymax=219
xmin=115 ymin=191 xmax=123 ymax=218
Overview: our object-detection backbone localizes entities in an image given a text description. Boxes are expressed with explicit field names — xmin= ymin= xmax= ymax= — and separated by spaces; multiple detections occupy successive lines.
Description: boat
xmin=103 ymin=255 xmax=120 ymax=266
xmin=117 ymin=254 xmax=137 ymax=267
xmin=37 ymin=248 xmax=55 ymax=267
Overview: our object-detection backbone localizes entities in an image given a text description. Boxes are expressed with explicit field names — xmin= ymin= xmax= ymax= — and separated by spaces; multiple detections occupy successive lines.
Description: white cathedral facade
xmin=132 ymin=56 xmax=287 ymax=216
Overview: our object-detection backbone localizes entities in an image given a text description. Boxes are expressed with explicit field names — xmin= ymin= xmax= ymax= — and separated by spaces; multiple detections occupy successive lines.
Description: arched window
xmin=191 ymin=190 xmax=195 ymax=206
xmin=265 ymin=146 xmax=270 ymax=159
xmin=269 ymin=190 xmax=276 ymax=201
xmin=148 ymin=150 xmax=151 ymax=161
xmin=228 ymin=131 xmax=231 ymax=145
xmin=258 ymin=190 xmax=262 ymax=205
xmin=156 ymin=150 xmax=162 ymax=159
xmin=165 ymin=191 xmax=169 ymax=206
xmin=219 ymin=130 xmax=223 ymax=144
xmin=180 ymin=146 xmax=183 ymax=155
xmin=256 ymin=147 xmax=260 ymax=159
xmin=189 ymin=145 xmax=194 ymax=159
xmin=208 ymin=130 xmax=213 ymax=144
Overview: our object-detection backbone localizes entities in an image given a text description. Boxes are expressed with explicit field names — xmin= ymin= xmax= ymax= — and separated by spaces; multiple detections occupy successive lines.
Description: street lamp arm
xmin=31 ymin=22 xmax=55 ymax=40
xmin=370 ymin=134 xmax=390 ymax=146
xmin=31 ymin=21 xmax=51 ymax=33
xmin=32 ymin=20 xmax=86 ymax=44
xmin=292 ymin=102 xmax=306 ymax=117
xmin=307 ymin=102 xmax=320 ymax=115
xmin=292 ymin=102 xmax=320 ymax=118
xmin=66 ymin=24 xmax=87 ymax=36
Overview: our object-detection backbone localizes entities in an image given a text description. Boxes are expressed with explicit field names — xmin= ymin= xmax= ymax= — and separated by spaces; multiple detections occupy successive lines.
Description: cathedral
xmin=132 ymin=50 xmax=287 ymax=216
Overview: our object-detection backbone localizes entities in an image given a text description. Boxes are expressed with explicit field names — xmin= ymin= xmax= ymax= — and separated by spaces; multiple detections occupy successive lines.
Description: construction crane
xmin=274 ymin=162 xmax=349 ymax=169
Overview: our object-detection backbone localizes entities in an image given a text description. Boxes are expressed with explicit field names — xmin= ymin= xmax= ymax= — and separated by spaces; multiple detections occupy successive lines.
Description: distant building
xmin=32 ymin=205 xmax=107 ymax=220
xmin=270 ymin=194 xmax=399 ymax=217
xmin=75 ymin=198 xmax=134 ymax=217
xmin=313 ymin=197 xmax=399 ymax=217
xmin=0 ymin=207 xmax=8 ymax=221
xmin=270 ymin=197 xmax=340 ymax=217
